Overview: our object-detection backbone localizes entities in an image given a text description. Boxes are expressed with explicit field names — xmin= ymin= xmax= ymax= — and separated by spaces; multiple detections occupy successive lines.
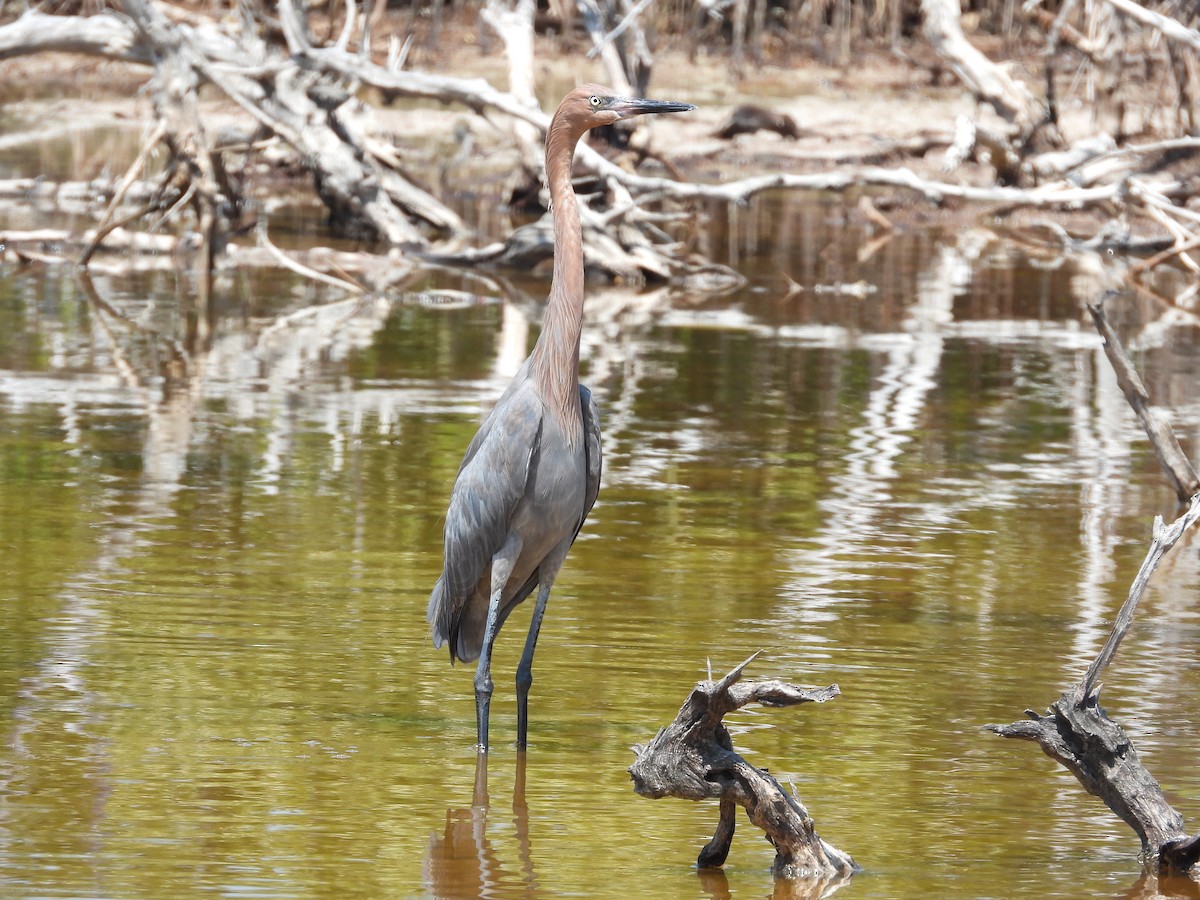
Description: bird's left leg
xmin=515 ymin=545 xmax=569 ymax=749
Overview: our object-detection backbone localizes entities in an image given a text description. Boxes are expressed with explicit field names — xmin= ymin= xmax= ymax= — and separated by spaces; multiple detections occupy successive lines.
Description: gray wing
xmin=427 ymin=379 xmax=544 ymax=654
xmin=577 ymin=383 xmax=602 ymax=536
xmin=459 ymin=384 xmax=602 ymax=648
xmin=500 ymin=383 xmax=600 ymax=594
xmin=487 ymin=384 xmax=600 ymax=603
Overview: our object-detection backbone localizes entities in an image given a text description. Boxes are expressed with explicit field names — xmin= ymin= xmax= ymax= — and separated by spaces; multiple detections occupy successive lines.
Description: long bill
xmin=608 ymin=97 xmax=697 ymax=118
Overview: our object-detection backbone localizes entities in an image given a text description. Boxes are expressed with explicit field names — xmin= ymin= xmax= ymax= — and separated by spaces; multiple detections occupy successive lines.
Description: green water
xmin=1 ymin=208 xmax=1199 ymax=899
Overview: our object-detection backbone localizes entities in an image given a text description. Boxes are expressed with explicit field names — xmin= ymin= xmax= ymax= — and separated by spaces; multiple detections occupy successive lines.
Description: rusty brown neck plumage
xmin=528 ymin=110 xmax=586 ymax=425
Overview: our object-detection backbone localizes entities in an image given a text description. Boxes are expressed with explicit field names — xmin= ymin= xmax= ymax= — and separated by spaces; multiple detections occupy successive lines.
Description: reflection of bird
xmin=424 ymin=755 xmax=536 ymax=896
xmin=427 ymin=85 xmax=695 ymax=752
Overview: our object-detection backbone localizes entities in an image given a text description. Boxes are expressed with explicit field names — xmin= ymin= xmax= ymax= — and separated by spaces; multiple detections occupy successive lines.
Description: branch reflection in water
xmin=697 ymin=866 xmax=854 ymax=900
xmin=693 ymin=834 xmax=855 ymax=899
xmin=425 ymin=754 xmax=537 ymax=898
xmin=1119 ymin=872 xmax=1200 ymax=900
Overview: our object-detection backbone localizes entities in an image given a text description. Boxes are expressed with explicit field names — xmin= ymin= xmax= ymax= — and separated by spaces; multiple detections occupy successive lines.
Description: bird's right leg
xmin=515 ymin=544 xmax=569 ymax=750
xmin=515 ymin=577 xmax=554 ymax=750
xmin=474 ymin=546 xmax=518 ymax=753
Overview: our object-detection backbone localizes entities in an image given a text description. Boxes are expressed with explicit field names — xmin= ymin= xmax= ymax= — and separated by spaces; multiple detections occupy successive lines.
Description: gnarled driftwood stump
xmin=628 ymin=653 xmax=858 ymax=881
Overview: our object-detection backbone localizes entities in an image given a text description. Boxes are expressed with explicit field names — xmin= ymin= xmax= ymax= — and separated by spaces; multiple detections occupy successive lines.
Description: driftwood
xmin=987 ymin=294 xmax=1200 ymax=876
xmin=1101 ymin=0 xmax=1200 ymax=54
xmin=920 ymin=0 xmax=1055 ymax=149
xmin=2 ymin=3 xmax=1200 ymax=292
xmin=577 ymin=0 xmax=653 ymax=98
xmin=628 ymin=654 xmax=857 ymax=881
xmin=0 ymin=4 xmax=714 ymax=284
xmin=987 ymin=495 xmax=1200 ymax=874
xmin=480 ymin=0 xmax=540 ymax=166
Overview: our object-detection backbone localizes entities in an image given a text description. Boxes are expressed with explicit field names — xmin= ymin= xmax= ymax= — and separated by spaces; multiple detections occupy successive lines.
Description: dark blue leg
xmin=516 ymin=580 xmax=554 ymax=749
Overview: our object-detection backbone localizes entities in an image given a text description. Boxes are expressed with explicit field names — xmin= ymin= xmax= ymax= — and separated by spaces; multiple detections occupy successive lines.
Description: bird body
xmin=427 ymin=84 xmax=695 ymax=752
xmin=428 ymin=365 xmax=598 ymax=663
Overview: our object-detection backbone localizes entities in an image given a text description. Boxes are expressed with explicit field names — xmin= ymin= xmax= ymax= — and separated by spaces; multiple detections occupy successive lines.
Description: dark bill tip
xmin=611 ymin=97 xmax=697 ymax=118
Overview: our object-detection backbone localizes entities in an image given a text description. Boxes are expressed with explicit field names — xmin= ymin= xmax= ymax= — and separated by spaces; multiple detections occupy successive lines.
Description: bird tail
xmin=427 ymin=576 xmax=455 ymax=661
xmin=428 ymin=574 xmax=496 ymax=665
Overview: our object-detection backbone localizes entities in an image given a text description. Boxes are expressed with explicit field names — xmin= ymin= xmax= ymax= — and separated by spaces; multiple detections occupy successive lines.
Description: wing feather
xmin=427 ymin=379 xmax=544 ymax=655
xmin=577 ymin=384 xmax=603 ymax=536
xmin=486 ymin=384 xmax=602 ymax=639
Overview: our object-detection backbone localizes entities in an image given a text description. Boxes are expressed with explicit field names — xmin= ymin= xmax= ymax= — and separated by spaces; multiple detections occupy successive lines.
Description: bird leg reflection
xmin=425 ymin=752 xmax=537 ymax=897
xmin=512 ymin=751 xmax=535 ymax=887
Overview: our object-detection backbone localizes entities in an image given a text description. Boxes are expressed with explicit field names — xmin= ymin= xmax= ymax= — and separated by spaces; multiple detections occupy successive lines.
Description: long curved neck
xmin=529 ymin=116 xmax=585 ymax=418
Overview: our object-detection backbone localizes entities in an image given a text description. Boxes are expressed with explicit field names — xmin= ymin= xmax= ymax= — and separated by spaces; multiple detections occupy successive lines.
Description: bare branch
xmin=1101 ymin=0 xmax=1200 ymax=53
xmin=1081 ymin=495 xmax=1200 ymax=699
xmin=1086 ymin=296 xmax=1200 ymax=504
xmin=0 ymin=10 xmax=148 ymax=62
xmin=989 ymin=292 xmax=1200 ymax=875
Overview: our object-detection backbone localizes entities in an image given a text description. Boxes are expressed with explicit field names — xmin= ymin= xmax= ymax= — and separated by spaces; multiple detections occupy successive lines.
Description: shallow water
xmin=2 ymin=180 xmax=1200 ymax=900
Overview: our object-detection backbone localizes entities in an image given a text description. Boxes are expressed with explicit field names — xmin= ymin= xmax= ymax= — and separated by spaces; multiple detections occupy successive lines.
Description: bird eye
xmin=589 ymin=95 xmax=602 ymax=108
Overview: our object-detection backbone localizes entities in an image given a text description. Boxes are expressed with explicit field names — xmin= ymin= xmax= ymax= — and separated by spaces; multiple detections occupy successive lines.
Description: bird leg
xmin=475 ymin=553 xmax=519 ymax=753
xmin=473 ymin=595 xmax=502 ymax=753
xmin=515 ymin=577 xmax=555 ymax=750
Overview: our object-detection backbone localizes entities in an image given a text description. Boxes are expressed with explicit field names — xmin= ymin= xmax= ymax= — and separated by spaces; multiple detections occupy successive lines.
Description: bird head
xmin=558 ymin=83 xmax=695 ymax=133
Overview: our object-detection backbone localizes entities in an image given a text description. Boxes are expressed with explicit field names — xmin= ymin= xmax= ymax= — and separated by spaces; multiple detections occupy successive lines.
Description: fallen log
xmin=0 ymin=9 xmax=149 ymax=62
xmin=628 ymin=653 xmax=857 ymax=881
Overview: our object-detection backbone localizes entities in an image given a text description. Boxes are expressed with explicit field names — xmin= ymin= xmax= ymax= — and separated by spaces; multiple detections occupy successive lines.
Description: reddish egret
xmin=427 ymin=84 xmax=695 ymax=752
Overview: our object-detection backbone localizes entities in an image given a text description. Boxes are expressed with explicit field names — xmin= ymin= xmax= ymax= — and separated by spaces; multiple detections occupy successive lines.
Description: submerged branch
xmin=629 ymin=655 xmax=856 ymax=881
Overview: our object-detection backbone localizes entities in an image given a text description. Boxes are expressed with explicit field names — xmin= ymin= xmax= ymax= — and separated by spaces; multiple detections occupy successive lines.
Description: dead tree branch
xmin=1087 ymin=296 xmax=1200 ymax=504
xmin=988 ymin=292 xmax=1200 ymax=876
xmin=921 ymin=0 xmax=1055 ymax=147
xmin=0 ymin=9 xmax=150 ymax=62
xmin=3 ymin=4 xmax=1200 ymax=289
xmin=987 ymin=493 xmax=1200 ymax=873
xmin=1100 ymin=0 xmax=1200 ymax=53
xmin=628 ymin=654 xmax=857 ymax=881
xmin=480 ymin=0 xmax=541 ymax=164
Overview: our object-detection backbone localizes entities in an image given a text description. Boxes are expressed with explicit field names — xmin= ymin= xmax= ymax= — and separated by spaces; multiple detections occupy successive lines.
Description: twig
xmin=256 ymin=218 xmax=368 ymax=295
xmin=586 ymin=0 xmax=655 ymax=59
xmin=1128 ymin=233 xmax=1200 ymax=280
xmin=1100 ymin=0 xmax=1200 ymax=53
xmin=78 ymin=202 xmax=164 ymax=265
xmin=78 ymin=120 xmax=167 ymax=265
xmin=1081 ymin=495 xmax=1200 ymax=699
xmin=1086 ymin=295 xmax=1200 ymax=503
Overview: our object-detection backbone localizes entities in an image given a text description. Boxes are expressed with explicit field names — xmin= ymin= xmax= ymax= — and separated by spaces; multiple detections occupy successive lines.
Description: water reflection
xmin=698 ymin=864 xmax=854 ymax=900
xmin=426 ymin=755 xmax=537 ymax=899
xmin=1121 ymin=873 xmax=1200 ymax=900
xmin=2 ymin=191 xmax=1199 ymax=899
